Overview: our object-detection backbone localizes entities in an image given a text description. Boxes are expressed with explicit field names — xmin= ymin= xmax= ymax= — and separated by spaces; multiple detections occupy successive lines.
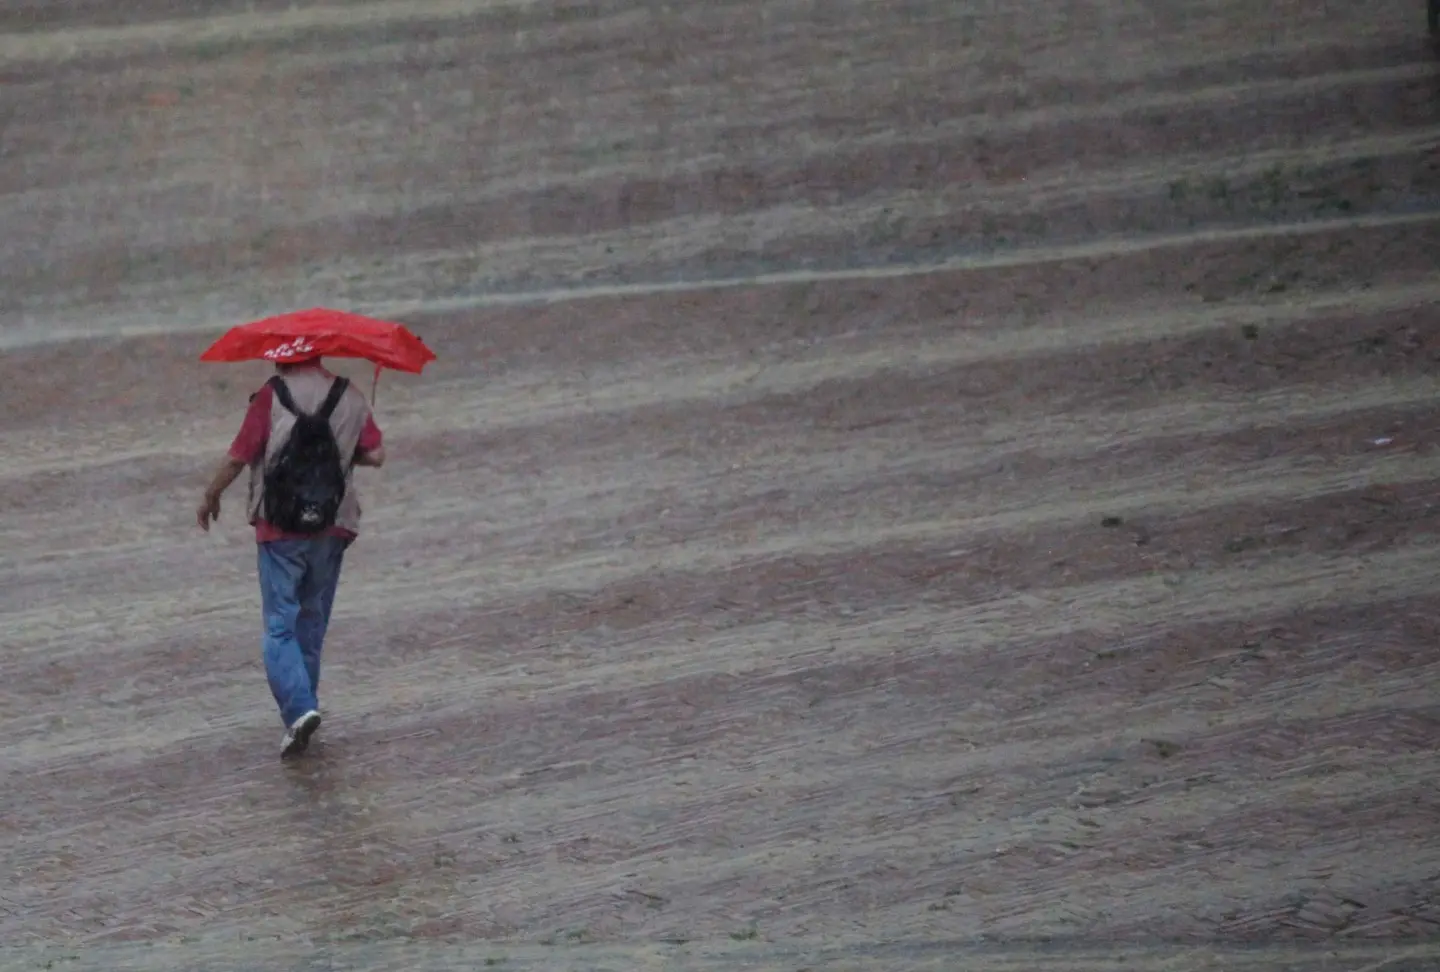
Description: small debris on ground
xmin=1224 ymin=535 xmax=1263 ymax=554
xmin=1149 ymin=739 xmax=1182 ymax=759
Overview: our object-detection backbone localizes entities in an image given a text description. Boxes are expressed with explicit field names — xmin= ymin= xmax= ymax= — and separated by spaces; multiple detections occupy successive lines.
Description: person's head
xmin=275 ymin=355 xmax=323 ymax=373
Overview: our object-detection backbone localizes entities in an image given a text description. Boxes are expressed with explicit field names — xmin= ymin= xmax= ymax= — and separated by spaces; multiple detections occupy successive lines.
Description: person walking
xmin=197 ymin=356 xmax=385 ymax=758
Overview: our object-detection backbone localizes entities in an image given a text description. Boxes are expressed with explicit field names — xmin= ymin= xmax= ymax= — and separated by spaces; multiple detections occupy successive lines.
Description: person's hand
xmin=197 ymin=492 xmax=221 ymax=531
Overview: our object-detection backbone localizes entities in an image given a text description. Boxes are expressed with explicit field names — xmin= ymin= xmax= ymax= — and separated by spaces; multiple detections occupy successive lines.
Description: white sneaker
xmin=280 ymin=709 xmax=322 ymax=759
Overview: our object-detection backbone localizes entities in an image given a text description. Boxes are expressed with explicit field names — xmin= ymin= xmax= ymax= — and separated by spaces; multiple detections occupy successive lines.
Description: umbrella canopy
xmin=199 ymin=307 xmax=436 ymax=374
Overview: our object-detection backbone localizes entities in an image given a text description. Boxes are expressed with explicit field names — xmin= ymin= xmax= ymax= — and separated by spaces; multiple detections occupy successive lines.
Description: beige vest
xmin=245 ymin=367 xmax=372 ymax=533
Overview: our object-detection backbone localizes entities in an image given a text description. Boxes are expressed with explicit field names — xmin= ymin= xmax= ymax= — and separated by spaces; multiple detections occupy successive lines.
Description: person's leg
xmin=295 ymin=534 xmax=348 ymax=705
xmin=257 ymin=540 xmax=320 ymax=730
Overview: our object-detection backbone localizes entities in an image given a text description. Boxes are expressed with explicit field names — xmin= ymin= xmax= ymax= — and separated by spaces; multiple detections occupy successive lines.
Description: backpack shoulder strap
xmin=267 ymin=375 xmax=301 ymax=416
xmin=317 ymin=376 xmax=352 ymax=421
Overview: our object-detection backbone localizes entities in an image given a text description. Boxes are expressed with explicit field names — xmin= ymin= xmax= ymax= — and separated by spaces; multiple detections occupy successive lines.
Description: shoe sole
xmin=281 ymin=711 xmax=322 ymax=759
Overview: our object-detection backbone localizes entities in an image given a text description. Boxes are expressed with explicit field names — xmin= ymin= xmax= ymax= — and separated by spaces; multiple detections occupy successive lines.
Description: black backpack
xmin=261 ymin=375 xmax=352 ymax=534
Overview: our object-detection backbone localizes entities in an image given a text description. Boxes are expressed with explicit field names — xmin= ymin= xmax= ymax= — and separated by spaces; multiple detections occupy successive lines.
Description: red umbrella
xmin=199 ymin=307 xmax=436 ymax=400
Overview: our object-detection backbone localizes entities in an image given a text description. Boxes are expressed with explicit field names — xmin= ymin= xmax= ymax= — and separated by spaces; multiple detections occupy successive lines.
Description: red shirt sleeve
xmin=357 ymin=412 xmax=383 ymax=453
xmin=228 ymin=384 xmax=273 ymax=465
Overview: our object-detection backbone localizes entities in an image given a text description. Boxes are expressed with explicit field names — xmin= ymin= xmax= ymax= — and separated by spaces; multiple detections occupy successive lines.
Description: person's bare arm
xmin=197 ymin=456 xmax=246 ymax=531
xmin=354 ymin=445 xmax=386 ymax=468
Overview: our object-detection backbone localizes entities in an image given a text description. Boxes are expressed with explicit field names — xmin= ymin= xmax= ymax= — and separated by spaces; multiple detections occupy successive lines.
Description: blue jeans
xmin=257 ymin=535 xmax=349 ymax=727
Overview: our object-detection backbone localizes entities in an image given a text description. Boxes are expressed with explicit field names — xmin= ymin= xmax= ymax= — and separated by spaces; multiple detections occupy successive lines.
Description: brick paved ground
xmin=1 ymin=2 xmax=1437 ymax=970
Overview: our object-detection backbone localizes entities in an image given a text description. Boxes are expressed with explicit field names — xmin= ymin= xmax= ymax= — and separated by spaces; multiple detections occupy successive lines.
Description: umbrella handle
xmin=371 ymin=362 xmax=382 ymax=405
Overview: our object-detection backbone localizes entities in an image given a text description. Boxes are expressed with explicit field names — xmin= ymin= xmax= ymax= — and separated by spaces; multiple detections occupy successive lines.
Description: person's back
xmin=197 ymin=357 xmax=386 ymax=759
xmin=244 ymin=363 xmax=375 ymax=542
